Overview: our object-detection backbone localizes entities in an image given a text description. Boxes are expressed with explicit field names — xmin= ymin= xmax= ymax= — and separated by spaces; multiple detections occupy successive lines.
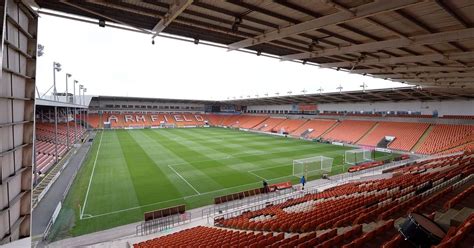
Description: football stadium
xmin=0 ymin=0 xmax=473 ymax=247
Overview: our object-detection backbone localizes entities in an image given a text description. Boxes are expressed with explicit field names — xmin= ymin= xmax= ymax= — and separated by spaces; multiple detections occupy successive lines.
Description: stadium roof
xmin=90 ymin=87 xmax=472 ymax=106
xmin=34 ymin=0 xmax=474 ymax=90
xmin=91 ymin=95 xmax=218 ymax=105
xmin=36 ymin=98 xmax=89 ymax=108
xmin=225 ymin=86 xmax=474 ymax=105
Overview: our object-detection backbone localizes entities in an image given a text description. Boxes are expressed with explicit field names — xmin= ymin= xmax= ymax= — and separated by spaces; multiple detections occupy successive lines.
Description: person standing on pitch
xmin=300 ymin=175 xmax=306 ymax=190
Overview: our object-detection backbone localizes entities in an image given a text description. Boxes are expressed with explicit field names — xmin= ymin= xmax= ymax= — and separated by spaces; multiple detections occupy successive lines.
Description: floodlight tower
xmin=73 ymin=80 xmax=79 ymax=143
xmin=65 ymin=73 xmax=72 ymax=103
xmin=317 ymin=87 xmax=324 ymax=94
xmin=83 ymin=88 xmax=88 ymax=130
xmin=79 ymin=85 xmax=84 ymax=105
xmin=53 ymin=62 xmax=61 ymax=101
xmin=79 ymin=85 xmax=84 ymax=134
xmin=65 ymin=73 xmax=72 ymax=147
xmin=337 ymin=84 xmax=343 ymax=93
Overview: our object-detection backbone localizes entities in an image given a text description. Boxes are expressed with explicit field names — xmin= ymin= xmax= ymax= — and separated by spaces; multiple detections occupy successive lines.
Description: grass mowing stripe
xmin=130 ymin=130 xmax=203 ymax=197
xmin=149 ymin=129 xmax=258 ymax=188
xmin=168 ymin=165 xmax=201 ymax=194
xmin=116 ymin=130 xmax=182 ymax=205
xmin=51 ymin=128 xmax=396 ymax=238
xmin=141 ymin=130 xmax=223 ymax=192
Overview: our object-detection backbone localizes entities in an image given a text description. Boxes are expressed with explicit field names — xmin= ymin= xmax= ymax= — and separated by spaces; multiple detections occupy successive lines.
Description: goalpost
xmin=345 ymin=149 xmax=373 ymax=165
xmin=293 ymin=156 xmax=333 ymax=177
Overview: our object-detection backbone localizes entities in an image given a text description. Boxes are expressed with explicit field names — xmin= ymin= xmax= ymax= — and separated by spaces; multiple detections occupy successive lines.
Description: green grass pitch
xmin=49 ymin=127 xmax=395 ymax=239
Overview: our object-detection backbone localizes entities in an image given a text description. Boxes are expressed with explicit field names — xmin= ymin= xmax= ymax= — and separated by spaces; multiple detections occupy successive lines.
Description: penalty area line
xmin=168 ymin=164 xmax=201 ymax=195
xmin=81 ymin=173 xmax=299 ymax=220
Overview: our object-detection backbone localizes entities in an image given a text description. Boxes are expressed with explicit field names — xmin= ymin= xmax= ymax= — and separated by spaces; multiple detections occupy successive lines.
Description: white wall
xmin=317 ymin=100 xmax=474 ymax=116
xmin=247 ymin=104 xmax=294 ymax=111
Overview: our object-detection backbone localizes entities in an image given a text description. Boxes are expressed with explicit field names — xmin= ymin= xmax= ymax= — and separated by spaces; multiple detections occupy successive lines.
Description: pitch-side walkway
xmin=32 ymin=132 xmax=95 ymax=240
xmin=44 ymin=155 xmax=421 ymax=248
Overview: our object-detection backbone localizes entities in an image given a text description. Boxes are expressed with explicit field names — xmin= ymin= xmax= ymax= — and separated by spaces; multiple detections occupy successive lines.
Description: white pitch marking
xmin=81 ymin=173 xmax=301 ymax=220
xmin=168 ymin=164 xmax=201 ymax=195
xmin=247 ymin=170 xmax=267 ymax=180
xmin=80 ymin=131 xmax=104 ymax=220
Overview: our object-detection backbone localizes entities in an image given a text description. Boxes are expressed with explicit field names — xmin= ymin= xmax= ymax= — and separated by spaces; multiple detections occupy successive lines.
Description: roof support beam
xmin=282 ymin=28 xmax=474 ymax=61
xmin=351 ymin=66 xmax=474 ymax=74
xmin=227 ymin=0 xmax=422 ymax=50
xmin=60 ymin=1 xmax=153 ymax=34
xmin=373 ymin=71 xmax=474 ymax=79
xmin=318 ymin=51 xmax=474 ymax=68
xmin=151 ymin=0 xmax=193 ymax=37
xmin=434 ymin=0 xmax=471 ymax=28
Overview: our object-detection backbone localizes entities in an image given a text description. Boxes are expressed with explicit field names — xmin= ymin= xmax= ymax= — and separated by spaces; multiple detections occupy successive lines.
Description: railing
xmin=201 ymin=187 xmax=294 ymax=219
xmin=136 ymin=212 xmax=192 ymax=236
xmin=211 ymin=189 xmax=318 ymax=225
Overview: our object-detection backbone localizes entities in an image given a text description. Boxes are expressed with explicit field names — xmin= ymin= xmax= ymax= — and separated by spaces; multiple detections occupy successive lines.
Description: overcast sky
xmin=36 ymin=14 xmax=407 ymax=101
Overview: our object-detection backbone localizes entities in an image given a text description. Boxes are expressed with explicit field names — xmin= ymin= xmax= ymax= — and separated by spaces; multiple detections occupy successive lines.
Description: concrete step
xmin=411 ymin=124 xmax=434 ymax=152
xmin=319 ymin=121 xmax=340 ymax=138
xmin=435 ymin=208 xmax=460 ymax=230
xmin=355 ymin=122 xmax=379 ymax=144
xmin=450 ymin=207 xmax=474 ymax=227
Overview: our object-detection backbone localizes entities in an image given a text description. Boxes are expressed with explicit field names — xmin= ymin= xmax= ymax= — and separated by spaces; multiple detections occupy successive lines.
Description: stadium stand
xmin=85 ymin=114 xmax=473 ymax=155
xmin=221 ymin=115 xmax=242 ymax=127
xmin=205 ymin=114 xmax=232 ymax=126
xmin=357 ymin=122 xmax=430 ymax=151
xmin=35 ymin=122 xmax=86 ymax=173
xmin=290 ymin=119 xmax=338 ymax=138
xmin=416 ymin=124 xmax=474 ymax=155
xmin=438 ymin=143 xmax=474 ymax=155
xmin=271 ymin=118 xmax=307 ymax=134
xmin=253 ymin=117 xmax=286 ymax=132
xmin=442 ymin=115 xmax=474 ymax=120
xmin=86 ymin=114 xmax=101 ymax=128
xmin=321 ymin=120 xmax=376 ymax=144
xmin=386 ymin=114 xmax=433 ymax=118
xmin=230 ymin=115 xmax=268 ymax=129
xmin=135 ymin=152 xmax=473 ymax=247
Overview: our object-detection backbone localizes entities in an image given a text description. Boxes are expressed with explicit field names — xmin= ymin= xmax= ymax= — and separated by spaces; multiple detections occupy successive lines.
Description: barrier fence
xmin=136 ymin=212 xmax=192 ymax=236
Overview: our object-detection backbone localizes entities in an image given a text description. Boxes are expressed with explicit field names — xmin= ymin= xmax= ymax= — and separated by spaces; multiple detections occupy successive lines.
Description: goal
xmin=293 ymin=156 xmax=333 ymax=177
xmin=345 ymin=149 xmax=373 ymax=165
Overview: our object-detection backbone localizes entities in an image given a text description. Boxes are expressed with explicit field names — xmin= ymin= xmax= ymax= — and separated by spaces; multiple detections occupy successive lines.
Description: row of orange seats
xmin=322 ymin=120 xmax=376 ymax=144
xmin=357 ymin=122 xmax=430 ymax=151
xmin=290 ymin=119 xmax=337 ymax=138
xmin=417 ymin=124 xmax=473 ymax=154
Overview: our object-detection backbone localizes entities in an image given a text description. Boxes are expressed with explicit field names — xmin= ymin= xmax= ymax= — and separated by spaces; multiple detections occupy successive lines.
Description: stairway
xmin=410 ymin=124 xmax=434 ymax=152
xmin=320 ymin=121 xmax=340 ymax=138
xmin=300 ymin=129 xmax=313 ymax=139
xmin=355 ymin=122 xmax=379 ymax=144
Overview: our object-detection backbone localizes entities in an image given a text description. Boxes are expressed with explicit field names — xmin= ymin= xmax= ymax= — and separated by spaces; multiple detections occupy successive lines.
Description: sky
xmin=36 ymin=14 xmax=408 ymax=101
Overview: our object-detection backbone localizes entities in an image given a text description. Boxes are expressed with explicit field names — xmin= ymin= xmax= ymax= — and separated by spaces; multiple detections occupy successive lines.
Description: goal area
xmin=345 ymin=149 xmax=373 ymax=165
xmin=293 ymin=156 xmax=333 ymax=177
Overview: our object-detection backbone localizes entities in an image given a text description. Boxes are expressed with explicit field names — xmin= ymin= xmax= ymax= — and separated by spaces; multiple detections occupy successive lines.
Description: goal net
xmin=345 ymin=149 xmax=373 ymax=165
xmin=293 ymin=156 xmax=333 ymax=177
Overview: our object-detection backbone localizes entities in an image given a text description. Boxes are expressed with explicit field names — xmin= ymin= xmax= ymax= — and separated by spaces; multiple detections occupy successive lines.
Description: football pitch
xmin=51 ymin=127 xmax=394 ymax=238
